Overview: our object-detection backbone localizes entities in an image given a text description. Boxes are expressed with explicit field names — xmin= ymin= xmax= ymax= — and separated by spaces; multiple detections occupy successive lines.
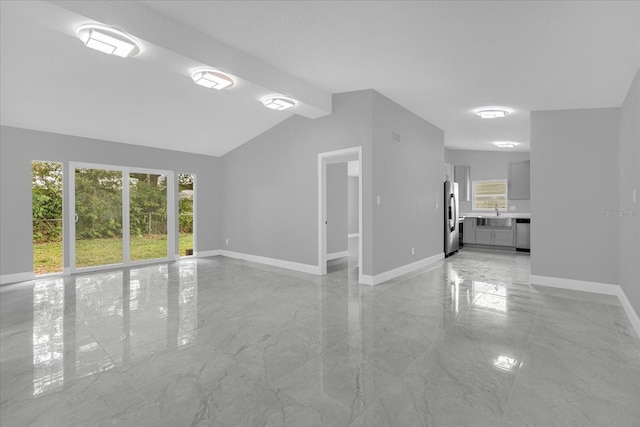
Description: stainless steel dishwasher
xmin=515 ymin=218 xmax=530 ymax=252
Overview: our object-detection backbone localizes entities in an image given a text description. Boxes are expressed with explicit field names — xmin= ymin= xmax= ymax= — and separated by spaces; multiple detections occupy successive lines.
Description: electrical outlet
xmin=392 ymin=130 xmax=401 ymax=144
xmin=225 ymin=238 xmax=229 ymax=245
xmin=510 ymin=206 xmax=516 ymax=211
xmin=435 ymin=202 xmax=439 ymax=209
xmin=412 ymin=247 xmax=415 ymax=255
xmin=377 ymin=196 xmax=381 ymax=205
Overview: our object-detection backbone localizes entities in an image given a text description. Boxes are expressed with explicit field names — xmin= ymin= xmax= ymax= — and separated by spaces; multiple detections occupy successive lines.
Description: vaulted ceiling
xmin=1 ymin=1 xmax=638 ymax=156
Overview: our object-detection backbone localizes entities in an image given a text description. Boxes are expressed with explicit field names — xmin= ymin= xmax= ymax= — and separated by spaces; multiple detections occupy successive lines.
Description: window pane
xmin=178 ymin=173 xmax=195 ymax=257
xmin=475 ymin=196 xmax=507 ymax=209
xmin=473 ymin=180 xmax=508 ymax=210
xmin=129 ymin=173 xmax=168 ymax=261
xmin=32 ymin=161 xmax=63 ymax=274
xmin=475 ymin=181 xmax=507 ymax=195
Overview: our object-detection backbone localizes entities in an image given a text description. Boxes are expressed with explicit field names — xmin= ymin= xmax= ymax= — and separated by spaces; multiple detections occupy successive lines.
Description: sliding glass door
xmin=74 ymin=167 xmax=123 ymax=268
xmin=129 ymin=172 xmax=168 ymax=261
xmin=71 ymin=163 xmax=174 ymax=272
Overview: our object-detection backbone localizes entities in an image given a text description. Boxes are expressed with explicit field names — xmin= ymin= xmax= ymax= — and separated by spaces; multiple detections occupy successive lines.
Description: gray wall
xmin=0 ymin=126 xmax=222 ymax=277
xmin=530 ymin=108 xmax=620 ymax=285
xmin=327 ymin=163 xmax=348 ymax=254
xmin=220 ymin=90 xmax=374 ymax=273
xmin=348 ymin=176 xmax=359 ymax=235
xmin=371 ymin=91 xmax=444 ymax=275
xmin=446 ymin=149 xmax=531 ymax=214
xmin=618 ymin=68 xmax=640 ymax=316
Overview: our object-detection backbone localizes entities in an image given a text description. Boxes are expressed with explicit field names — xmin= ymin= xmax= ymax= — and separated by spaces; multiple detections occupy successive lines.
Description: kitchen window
xmin=472 ymin=179 xmax=508 ymax=210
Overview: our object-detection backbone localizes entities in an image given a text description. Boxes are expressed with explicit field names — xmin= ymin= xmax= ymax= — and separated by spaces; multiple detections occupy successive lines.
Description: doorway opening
xmin=318 ymin=147 xmax=363 ymax=282
xmin=32 ymin=160 xmax=63 ymax=275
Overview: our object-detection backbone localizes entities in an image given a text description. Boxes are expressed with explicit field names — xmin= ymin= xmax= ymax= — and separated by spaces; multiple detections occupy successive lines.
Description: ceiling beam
xmin=51 ymin=0 xmax=332 ymax=119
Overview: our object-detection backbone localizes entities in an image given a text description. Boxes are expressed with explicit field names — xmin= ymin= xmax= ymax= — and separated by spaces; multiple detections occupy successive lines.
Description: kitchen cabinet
xmin=454 ymin=165 xmax=471 ymax=201
xmin=475 ymin=228 xmax=493 ymax=245
xmin=463 ymin=217 xmax=476 ymax=243
xmin=508 ymin=160 xmax=530 ymax=200
xmin=475 ymin=227 xmax=514 ymax=247
xmin=493 ymin=229 xmax=515 ymax=246
xmin=444 ymin=163 xmax=453 ymax=181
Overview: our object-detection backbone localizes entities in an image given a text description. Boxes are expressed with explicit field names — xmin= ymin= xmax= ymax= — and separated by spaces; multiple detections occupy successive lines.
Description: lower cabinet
xmin=463 ymin=218 xmax=476 ymax=244
xmin=475 ymin=227 xmax=514 ymax=247
xmin=493 ymin=229 xmax=515 ymax=246
xmin=475 ymin=229 xmax=493 ymax=245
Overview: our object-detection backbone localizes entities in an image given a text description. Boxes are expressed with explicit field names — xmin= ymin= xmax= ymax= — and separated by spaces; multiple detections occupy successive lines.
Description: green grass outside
xmin=33 ymin=233 xmax=194 ymax=274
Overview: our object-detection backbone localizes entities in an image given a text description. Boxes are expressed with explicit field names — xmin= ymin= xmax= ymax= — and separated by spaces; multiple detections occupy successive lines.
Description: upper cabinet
xmin=508 ymin=160 xmax=530 ymax=200
xmin=444 ymin=163 xmax=453 ymax=181
xmin=454 ymin=165 xmax=471 ymax=201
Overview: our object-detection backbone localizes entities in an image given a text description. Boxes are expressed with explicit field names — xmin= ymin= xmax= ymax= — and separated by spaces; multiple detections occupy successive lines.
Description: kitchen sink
xmin=476 ymin=217 xmax=513 ymax=227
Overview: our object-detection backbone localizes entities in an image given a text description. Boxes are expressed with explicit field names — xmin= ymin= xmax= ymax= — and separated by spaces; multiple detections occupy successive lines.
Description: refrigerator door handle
xmin=449 ymin=193 xmax=456 ymax=232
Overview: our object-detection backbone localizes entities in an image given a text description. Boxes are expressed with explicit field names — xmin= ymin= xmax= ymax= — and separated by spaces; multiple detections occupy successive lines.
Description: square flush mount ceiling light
xmin=76 ymin=24 xmax=141 ymax=58
xmin=191 ymin=69 xmax=235 ymax=90
xmin=473 ymin=106 xmax=514 ymax=119
xmin=493 ymin=141 xmax=520 ymax=148
xmin=262 ymin=95 xmax=296 ymax=111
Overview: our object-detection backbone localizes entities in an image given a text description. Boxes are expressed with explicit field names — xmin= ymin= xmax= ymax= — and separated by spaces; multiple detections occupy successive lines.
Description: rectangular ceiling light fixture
xmin=191 ymin=69 xmax=235 ymax=90
xmin=262 ymin=96 xmax=296 ymax=111
xmin=87 ymin=29 xmax=136 ymax=58
xmin=479 ymin=110 xmax=505 ymax=119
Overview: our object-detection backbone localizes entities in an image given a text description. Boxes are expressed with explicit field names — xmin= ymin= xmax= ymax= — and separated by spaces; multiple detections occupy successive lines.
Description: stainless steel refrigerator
xmin=444 ymin=181 xmax=459 ymax=257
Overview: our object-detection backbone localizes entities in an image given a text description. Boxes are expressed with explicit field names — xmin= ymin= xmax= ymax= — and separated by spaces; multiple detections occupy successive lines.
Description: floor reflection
xmin=493 ymin=355 xmax=518 ymax=372
xmin=32 ymin=279 xmax=64 ymax=396
xmin=177 ymin=262 xmax=197 ymax=347
xmin=4 ymin=249 xmax=637 ymax=426
xmin=472 ymin=281 xmax=507 ymax=313
xmin=30 ymin=261 xmax=198 ymax=397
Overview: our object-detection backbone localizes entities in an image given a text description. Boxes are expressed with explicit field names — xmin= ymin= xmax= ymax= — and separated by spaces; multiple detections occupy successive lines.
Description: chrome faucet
xmin=495 ymin=205 xmax=500 ymax=216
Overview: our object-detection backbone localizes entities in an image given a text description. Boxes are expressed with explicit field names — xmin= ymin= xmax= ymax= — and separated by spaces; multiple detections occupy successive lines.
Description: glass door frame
xmin=69 ymin=162 xmax=176 ymax=273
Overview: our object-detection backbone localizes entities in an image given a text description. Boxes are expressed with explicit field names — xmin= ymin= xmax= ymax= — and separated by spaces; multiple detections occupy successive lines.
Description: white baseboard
xmin=327 ymin=251 xmax=349 ymax=261
xmin=348 ymin=233 xmax=359 ymax=238
xmin=530 ymin=274 xmax=640 ymax=340
xmin=196 ymin=250 xmax=221 ymax=258
xmin=360 ymin=253 xmax=444 ymax=286
xmin=529 ymin=274 xmax=619 ymax=295
xmin=0 ymin=271 xmax=35 ymax=286
xmin=617 ymin=289 xmax=640 ymax=341
xmin=218 ymin=250 xmax=321 ymax=275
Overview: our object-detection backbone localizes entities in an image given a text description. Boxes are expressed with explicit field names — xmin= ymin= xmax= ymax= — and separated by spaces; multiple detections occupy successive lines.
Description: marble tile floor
xmin=1 ymin=246 xmax=639 ymax=426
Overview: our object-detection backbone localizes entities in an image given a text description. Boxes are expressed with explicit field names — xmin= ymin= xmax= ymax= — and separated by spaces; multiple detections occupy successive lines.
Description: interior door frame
xmin=69 ymin=161 xmax=176 ymax=273
xmin=317 ymin=147 xmax=363 ymax=282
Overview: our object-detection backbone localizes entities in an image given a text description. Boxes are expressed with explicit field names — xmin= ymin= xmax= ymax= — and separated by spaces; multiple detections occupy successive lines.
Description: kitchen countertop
xmin=460 ymin=212 xmax=530 ymax=219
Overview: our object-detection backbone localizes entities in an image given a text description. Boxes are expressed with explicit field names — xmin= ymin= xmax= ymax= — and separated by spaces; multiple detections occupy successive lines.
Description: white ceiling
xmin=2 ymin=1 xmax=639 ymax=156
